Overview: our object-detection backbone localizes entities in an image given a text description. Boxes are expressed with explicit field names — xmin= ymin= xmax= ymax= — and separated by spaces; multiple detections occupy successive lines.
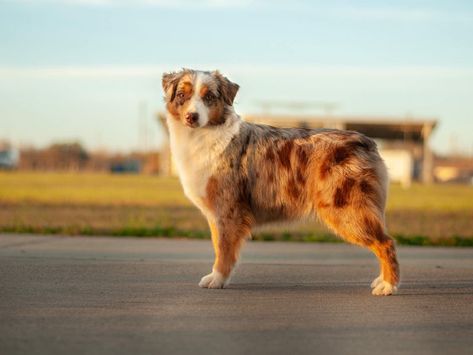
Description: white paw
xmin=198 ymin=270 xmax=227 ymax=289
xmin=370 ymin=275 xmax=383 ymax=289
xmin=372 ymin=281 xmax=397 ymax=296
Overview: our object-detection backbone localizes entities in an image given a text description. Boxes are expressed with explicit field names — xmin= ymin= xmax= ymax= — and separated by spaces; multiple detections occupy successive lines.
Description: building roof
xmin=243 ymin=114 xmax=437 ymax=142
xmin=435 ymin=157 xmax=473 ymax=170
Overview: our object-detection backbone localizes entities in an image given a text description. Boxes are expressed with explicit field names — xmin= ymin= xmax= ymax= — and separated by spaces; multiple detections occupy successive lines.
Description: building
xmin=0 ymin=141 xmax=19 ymax=169
xmin=434 ymin=156 xmax=473 ymax=184
xmin=157 ymin=113 xmax=437 ymax=185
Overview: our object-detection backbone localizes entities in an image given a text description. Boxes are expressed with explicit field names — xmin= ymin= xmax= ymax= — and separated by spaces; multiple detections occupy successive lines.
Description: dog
xmin=162 ymin=68 xmax=400 ymax=296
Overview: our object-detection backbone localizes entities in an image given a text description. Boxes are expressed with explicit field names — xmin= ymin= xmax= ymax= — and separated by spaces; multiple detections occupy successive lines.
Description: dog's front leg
xmin=199 ymin=218 xmax=249 ymax=289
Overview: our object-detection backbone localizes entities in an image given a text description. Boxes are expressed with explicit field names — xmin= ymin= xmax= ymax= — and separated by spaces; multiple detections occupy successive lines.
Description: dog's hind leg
xmin=317 ymin=205 xmax=400 ymax=296
xmin=199 ymin=216 xmax=252 ymax=289
xmin=368 ymin=235 xmax=400 ymax=295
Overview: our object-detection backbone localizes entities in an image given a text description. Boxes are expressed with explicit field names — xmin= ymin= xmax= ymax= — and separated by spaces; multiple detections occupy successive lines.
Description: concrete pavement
xmin=1 ymin=234 xmax=473 ymax=354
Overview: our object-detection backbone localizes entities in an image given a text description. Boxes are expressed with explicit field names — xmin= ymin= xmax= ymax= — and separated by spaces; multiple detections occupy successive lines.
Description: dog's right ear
xmin=162 ymin=71 xmax=181 ymax=102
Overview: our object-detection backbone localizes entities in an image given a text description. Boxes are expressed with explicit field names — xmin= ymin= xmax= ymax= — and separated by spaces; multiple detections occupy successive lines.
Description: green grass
xmin=1 ymin=172 xmax=472 ymax=246
xmin=387 ymin=183 xmax=473 ymax=212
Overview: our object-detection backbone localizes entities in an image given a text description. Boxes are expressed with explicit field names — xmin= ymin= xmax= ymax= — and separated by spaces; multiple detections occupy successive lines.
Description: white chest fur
xmin=166 ymin=112 xmax=241 ymax=217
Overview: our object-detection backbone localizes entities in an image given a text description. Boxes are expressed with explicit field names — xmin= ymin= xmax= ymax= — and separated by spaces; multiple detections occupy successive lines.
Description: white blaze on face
xmin=186 ymin=72 xmax=210 ymax=127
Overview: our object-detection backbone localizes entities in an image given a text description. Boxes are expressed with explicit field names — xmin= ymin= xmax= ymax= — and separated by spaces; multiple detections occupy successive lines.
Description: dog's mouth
xmin=184 ymin=121 xmax=199 ymax=128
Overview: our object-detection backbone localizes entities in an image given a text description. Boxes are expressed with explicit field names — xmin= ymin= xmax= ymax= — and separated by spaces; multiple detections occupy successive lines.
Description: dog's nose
xmin=185 ymin=112 xmax=199 ymax=125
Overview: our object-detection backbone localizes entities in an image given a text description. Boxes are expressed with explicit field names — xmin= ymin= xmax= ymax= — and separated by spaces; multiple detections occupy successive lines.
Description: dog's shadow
xmin=222 ymin=280 xmax=473 ymax=297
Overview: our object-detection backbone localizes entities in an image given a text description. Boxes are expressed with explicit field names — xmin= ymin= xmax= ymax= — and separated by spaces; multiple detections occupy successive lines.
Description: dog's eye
xmin=204 ymin=92 xmax=215 ymax=103
xmin=176 ymin=92 xmax=186 ymax=104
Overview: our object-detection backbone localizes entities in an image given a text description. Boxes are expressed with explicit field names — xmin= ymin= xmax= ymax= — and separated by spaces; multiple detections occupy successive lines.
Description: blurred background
xmin=1 ymin=0 xmax=472 ymax=245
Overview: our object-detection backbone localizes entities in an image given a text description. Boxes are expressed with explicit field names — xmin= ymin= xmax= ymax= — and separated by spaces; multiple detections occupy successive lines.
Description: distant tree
xmin=44 ymin=142 xmax=89 ymax=170
xmin=18 ymin=142 xmax=161 ymax=173
xmin=20 ymin=142 xmax=89 ymax=171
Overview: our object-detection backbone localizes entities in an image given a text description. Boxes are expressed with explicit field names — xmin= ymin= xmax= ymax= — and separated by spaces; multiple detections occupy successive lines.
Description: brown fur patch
xmin=265 ymin=148 xmax=275 ymax=161
xmin=207 ymin=100 xmax=225 ymax=125
xmin=278 ymin=141 xmax=293 ymax=170
xmin=333 ymin=177 xmax=356 ymax=208
xmin=286 ymin=176 xmax=300 ymax=200
xmin=333 ymin=146 xmax=352 ymax=164
xmin=319 ymin=146 xmax=347 ymax=180
xmin=364 ymin=216 xmax=385 ymax=240
xmin=181 ymin=81 xmax=193 ymax=95
xmin=199 ymin=85 xmax=209 ymax=97
xmin=319 ymin=137 xmax=376 ymax=180
xmin=295 ymin=146 xmax=308 ymax=185
xmin=359 ymin=169 xmax=384 ymax=209
xmin=296 ymin=170 xmax=306 ymax=185
xmin=319 ymin=158 xmax=331 ymax=180
xmin=296 ymin=146 xmax=309 ymax=170
xmin=205 ymin=176 xmax=219 ymax=211
xmin=360 ymin=179 xmax=375 ymax=195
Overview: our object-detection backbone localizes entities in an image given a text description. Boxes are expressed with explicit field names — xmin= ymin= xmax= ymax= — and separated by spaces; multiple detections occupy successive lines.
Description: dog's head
xmin=162 ymin=69 xmax=239 ymax=128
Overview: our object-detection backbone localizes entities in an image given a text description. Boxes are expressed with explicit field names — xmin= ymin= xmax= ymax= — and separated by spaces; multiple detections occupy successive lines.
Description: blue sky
xmin=1 ymin=0 xmax=472 ymax=153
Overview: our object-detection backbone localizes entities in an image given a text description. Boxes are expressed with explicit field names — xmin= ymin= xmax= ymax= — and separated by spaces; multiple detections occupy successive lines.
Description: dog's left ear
xmin=213 ymin=71 xmax=239 ymax=106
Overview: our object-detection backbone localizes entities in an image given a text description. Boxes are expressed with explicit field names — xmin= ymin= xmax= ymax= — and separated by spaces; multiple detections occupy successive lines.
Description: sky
xmin=1 ymin=0 xmax=472 ymax=154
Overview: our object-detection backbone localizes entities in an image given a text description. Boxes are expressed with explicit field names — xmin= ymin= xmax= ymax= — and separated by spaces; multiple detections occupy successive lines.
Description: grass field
xmin=1 ymin=172 xmax=472 ymax=246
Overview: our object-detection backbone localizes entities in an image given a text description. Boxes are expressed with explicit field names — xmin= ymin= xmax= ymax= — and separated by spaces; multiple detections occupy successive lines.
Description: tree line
xmin=17 ymin=142 xmax=160 ymax=173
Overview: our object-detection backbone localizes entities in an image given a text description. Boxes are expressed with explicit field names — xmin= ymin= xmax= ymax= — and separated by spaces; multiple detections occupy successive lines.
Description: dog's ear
xmin=162 ymin=71 xmax=182 ymax=102
xmin=213 ymin=71 xmax=239 ymax=106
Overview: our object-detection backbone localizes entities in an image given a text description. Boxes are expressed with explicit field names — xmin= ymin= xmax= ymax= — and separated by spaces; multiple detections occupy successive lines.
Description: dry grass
xmin=387 ymin=183 xmax=473 ymax=212
xmin=2 ymin=172 xmax=473 ymax=211
xmin=1 ymin=172 xmax=472 ymax=245
xmin=0 ymin=172 xmax=188 ymax=206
